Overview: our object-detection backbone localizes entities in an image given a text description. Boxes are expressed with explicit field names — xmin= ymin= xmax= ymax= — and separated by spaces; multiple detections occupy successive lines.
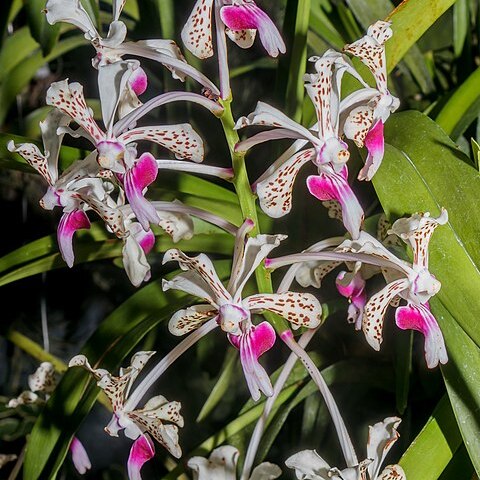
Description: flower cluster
xmin=7 ymin=0 xmax=451 ymax=478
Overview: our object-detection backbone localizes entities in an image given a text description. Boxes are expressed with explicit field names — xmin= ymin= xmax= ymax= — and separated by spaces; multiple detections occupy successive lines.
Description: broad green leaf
xmin=24 ymin=261 xmax=232 ymax=479
xmin=25 ymin=0 xmax=60 ymax=55
xmin=0 ymin=36 xmax=87 ymax=124
xmin=0 ymin=27 xmax=38 ymax=80
xmin=435 ymin=66 xmax=480 ymax=139
xmin=373 ymin=111 xmax=480 ymax=474
xmin=435 ymin=298 xmax=480 ymax=476
xmin=399 ymin=395 xmax=462 ymax=478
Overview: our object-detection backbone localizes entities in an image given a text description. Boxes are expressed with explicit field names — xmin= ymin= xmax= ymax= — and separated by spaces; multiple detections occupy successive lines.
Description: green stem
xmin=6 ymin=330 xmax=67 ymax=373
xmin=219 ymin=98 xmax=289 ymax=334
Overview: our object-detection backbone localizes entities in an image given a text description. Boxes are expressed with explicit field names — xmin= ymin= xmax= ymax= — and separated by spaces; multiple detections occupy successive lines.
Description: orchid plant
xmin=3 ymin=0 xmax=471 ymax=479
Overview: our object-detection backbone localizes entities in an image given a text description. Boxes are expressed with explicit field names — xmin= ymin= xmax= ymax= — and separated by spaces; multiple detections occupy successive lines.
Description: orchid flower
xmin=7 ymin=111 xmax=115 ymax=267
xmin=341 ymin=21 xmax=399 ymax=181
xmin=286 ymin=417 xmax=405 ymax=480
xmin=235 ymin=51 xmax=365 ymax=238
xmin=162 ymin=220 xmax=322 ymax=400
xmin=46 ymin=61 xmax=230 ymax=229
xmin=182 ymin=0 xmax=285 ymax=59
xmin=188 ymin=445 xmax=281 ymax=479
xmin=337 ymin=209 xmax=449 ymax=368
xmin=44 ymin=0 xmax=220 ymax=95
xmin=7 ymin=362 xmax=92 ymax=475
xmin=69 ymin=351 xmax=184 ymax=479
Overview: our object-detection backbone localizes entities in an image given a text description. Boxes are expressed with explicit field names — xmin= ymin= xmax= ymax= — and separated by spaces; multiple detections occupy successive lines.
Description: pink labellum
xmin=336 ymin=270 xmax=367 ymax=330
xmin=122 ymin=153 xmax=159 ymax=231
xmin=70 ymin=437 xmax=91 ymax=475
xmin=136 ymin=228 xmax=155 ymax=254
xmin=395 ymin=302 xmax=448 ymax=368
xmin=129 ymin=67 xmax=148 ymax=96
xmin=220 ymin=4 xmax=286 ymax=57
xmin=306 ymin=168 xmax=364 ymax=239
xmin=127 ymin=433 xmax=155 ymax=480
xmin=57 ymin=209 xmax=91 ymax=267
xmin=358 ymin=119 xmax=385 ymax=181
xmin=228 ymin=321 xmax=276 ymax=401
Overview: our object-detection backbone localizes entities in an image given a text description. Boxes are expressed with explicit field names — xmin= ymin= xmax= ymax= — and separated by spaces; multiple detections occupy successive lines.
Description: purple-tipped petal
xmin=70 ymin=437 xmax=91 ymax=475
xmin=306 ymin=167 xmax=364 ymax=239
xmin=229 ymin=321 xmax=276 ymax=401
xmin=127 ymin=434 xmax=155 ymax=480
xmin=395 ymin=303 xmax=448 ymax=368
xmin=123 ymin=152 xmax=160 ymax=230
xmin=358 ymin=120 xmax=384 ymax=181
xmin=130 ymin=67 xmax=148 ymax=95
xmin=57 ymin=209 xmax=91 ymax=267
xmin=220 ymin=4 xmax=285 ymax=57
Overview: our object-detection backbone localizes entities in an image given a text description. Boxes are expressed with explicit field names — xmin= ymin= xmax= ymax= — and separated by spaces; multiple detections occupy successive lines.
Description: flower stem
xmin=219 ymin=98 xmax=289 ymax=334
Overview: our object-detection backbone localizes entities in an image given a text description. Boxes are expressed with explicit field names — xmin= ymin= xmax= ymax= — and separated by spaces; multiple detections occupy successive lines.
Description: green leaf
xmin=24 ymin=261 xmax=232 ymax=480
xmin=453 ymin=0 xmax=469 ymax=57
xmin=373 ymin=110 xmax=480 ymax=474
xmin=0 ymin=36 xmax=87 ymax=124
xmin=399 ymin=395 xmax=462 ymax=479
xmin=0 ymin=232 xmax=234 ymax=287
xmin=435 ymin=298 xmax=480 ymax=476
xmin=435 ymin=66 xmax=480 ymax=139
xmin=25 ymin=0 xmax=60 ymax=55
xmin=277 ymin=0 xmax=311 ymax=122
xmin=196 ymin=349 xmax=238 ymax=422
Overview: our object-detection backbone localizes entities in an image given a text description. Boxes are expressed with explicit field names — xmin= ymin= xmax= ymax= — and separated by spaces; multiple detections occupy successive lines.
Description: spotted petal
xmin=128 ymin=395 xmax=183 ymax=458
xmin=389 ymin=209 xmax=448 ymax=268
xmin=168 ymin=304 xmax=218 ymax=336
xmin=395 ymin=302 xmax=448 ymax=368
xmin=157 ymin=207 xmax=194 ymax=243
xmin=181 ymin=0 xmax=215 ymax=59
xmin=306 ymin=166 xmax=364 ymax=239
xmin=163 ymin=250 xmax=231 ymax=305
xmin=220 ymin=3 xmax=286 ymax=57
xmin=7 ymin=141 xmax=52 ymax=184
xmin=378 ymin=465 xmax=407 ymax=480
xmin=245 ymin=292 xmax=322 ymax=330
xmin=28 ymin=362 xmax=56 ymax=393
xmin=225 ymin=28 xmax=256 ymax=48
xmin=343 ymin=21 xmax=392 ymax=94
xmin=362 ymin=279 xmax=410 ymax=350
xmin=80 ymin=195 xmax=126 ymax=238
xmin=235 ymin=102 xmax=320 ymax=149
xmin=119 ymin=124 xmax=203 ymax=162
xmin=230 ymin=234 xmax=287 ymax=301
xmin=366 ymin=417 xmax=402 ymax=479
xmin=255 ymin=148 xmax=316 ymax=219
xmin=46 ymin=80 xmax=105 ymax=143
xmin=295 ymin=260 xmax=341 ymax=289
xmin=343 ymin=105 xmax=374 ymax=148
